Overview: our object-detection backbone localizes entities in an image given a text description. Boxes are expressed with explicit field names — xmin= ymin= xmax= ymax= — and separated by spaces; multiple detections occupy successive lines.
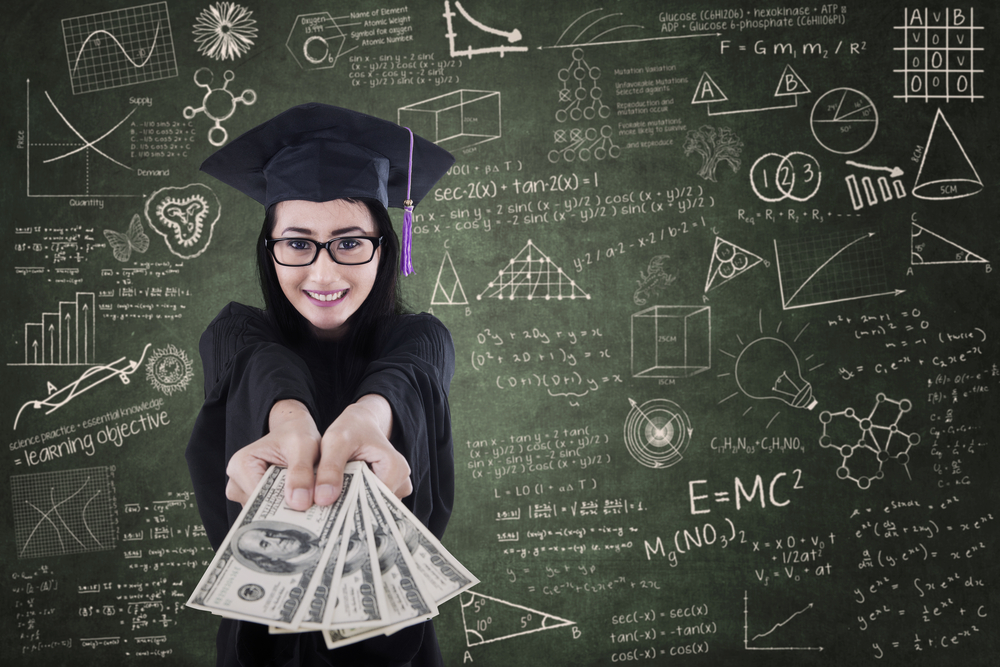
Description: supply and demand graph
xmin=62 ymin=2 xmax=178 ymax=94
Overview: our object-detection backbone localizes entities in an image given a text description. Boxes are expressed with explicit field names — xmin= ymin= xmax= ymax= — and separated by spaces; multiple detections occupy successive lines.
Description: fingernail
xmin=291 ymin=488 xmax=310 ymax=508
xmin=315 ymin=484 xmax=335 ymax=505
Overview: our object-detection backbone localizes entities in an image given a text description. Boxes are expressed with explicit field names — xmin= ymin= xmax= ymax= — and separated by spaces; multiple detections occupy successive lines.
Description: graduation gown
xmin=185 ymin=302 xmax=456 ymax=667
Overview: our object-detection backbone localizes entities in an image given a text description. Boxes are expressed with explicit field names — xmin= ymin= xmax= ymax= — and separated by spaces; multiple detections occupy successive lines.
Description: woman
xmin=185 ymin=104 xmax=456 ymax=666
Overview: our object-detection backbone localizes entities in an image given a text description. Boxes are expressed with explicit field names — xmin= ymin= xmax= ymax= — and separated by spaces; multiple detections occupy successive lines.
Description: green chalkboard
xmin=3 ymin=0 xmax=998 ymax=664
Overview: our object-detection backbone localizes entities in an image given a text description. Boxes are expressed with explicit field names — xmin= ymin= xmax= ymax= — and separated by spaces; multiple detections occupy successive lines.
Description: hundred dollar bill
xmin=270 ymin=466 xmax=368 ymax=634
xmin=363 ymin=465 xmax=478 ymax=605
xmin=343 ymin=473 xmax=434 ymax=625
xmin=307 ymin=483 xmax=386 ymax=630
xmin=187 ymin=465 xmax=356 ymax=629
xmin=267 ymin=529 xmax=346 ymax=635
xmin=319 ymin=474 xmax=436 ymax=648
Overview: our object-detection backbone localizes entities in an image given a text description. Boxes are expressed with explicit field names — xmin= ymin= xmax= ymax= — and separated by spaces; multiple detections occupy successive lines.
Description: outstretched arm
xmin=224 ymin=395 xmax=412 ymax=510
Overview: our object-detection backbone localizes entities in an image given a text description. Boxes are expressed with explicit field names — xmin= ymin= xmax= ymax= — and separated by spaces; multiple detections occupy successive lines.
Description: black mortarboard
xmin=200 ymin=103 xmax=454 ymax=273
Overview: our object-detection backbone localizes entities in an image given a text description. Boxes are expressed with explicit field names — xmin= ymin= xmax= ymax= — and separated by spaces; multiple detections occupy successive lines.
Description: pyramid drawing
xmin=705 ymin=237 xmax=764 ymax=292
xmin=912 ymin=108 xmax=983 ymax=200
xmin=460 ymin=592 xmax=575 ymax=647
xmin=911 ymin=223 xmax=987 ymax=265
xmin=691 ymin=72 xmax=728 ymax=105
xmin=476 ymin=240 xmax=590 ymax=301
xmin=773 ymin=64 xmax=810 ymax=97
xmin=431 ymin=251 xmax=468 ymax=305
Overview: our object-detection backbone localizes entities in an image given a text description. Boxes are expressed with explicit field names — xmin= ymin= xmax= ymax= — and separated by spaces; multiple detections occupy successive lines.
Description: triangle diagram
xmin=477 ymin=240 xmax=590 ymax=301
xmin=705 ymin=237 xmax=764 ymax=292
xmin=691 ymin=72 xmax=727 ymax=104
xmin=460 ymin=592 xmax=575 ymax=647
xmin=911 ymin=223 xmax=987 ymax=265
xmin=431 ymin=251 xmax=469 ymax=304
xmin=912 ymin=108 xmax=983 ymax=200
xmin=774 ymin=64 xmax=810 ymax=97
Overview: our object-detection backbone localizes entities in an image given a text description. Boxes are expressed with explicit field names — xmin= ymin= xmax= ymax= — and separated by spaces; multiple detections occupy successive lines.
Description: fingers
xmin=283 ymin=445 xmax=320 ymax=511
xmin=226 ymin=397 xmax=414 ymax=511
xmin=267 ymin=402 xmax=322 ymax=510
xmin=315 ymin=401 xmax=412 ymax=505
xmin=314 ymin=429 xmax=350 ymax=506
xmin=225 ymin=403 xmax=322 ymax=510
xmin=225 ymin=476 xmax=248 ymax=506
xmin=369 ymin=453 xmax=412 ymax=499
xmin=225 ymin=443 xmax=272 ymax=505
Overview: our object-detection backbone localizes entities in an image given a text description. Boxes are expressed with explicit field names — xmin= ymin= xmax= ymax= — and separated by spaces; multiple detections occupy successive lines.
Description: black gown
xmin=185 ymin=302 xmax=456 ymax=667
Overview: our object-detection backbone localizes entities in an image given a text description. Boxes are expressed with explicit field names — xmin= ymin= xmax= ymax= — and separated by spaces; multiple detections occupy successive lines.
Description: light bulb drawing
xmin=733 ymin=337 xmax=817 ymax=411
xmin=718 ymin=311 xmax=823 ymax=428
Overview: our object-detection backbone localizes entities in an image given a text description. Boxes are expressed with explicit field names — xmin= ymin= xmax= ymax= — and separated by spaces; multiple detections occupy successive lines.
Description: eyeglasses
xmin=265 ymin=236 xmax=383 ymax=267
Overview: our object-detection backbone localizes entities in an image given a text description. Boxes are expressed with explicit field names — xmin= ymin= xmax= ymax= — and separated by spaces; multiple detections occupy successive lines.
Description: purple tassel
xmin=400 ymin=128 xmax=416 ymax=276
xmin=400 ymin=200 xmax=414 ymax=275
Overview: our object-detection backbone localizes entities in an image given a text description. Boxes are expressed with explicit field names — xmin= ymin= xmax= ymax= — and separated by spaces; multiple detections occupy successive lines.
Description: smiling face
xmin=271 ymin=199 xmax=380 ymax=340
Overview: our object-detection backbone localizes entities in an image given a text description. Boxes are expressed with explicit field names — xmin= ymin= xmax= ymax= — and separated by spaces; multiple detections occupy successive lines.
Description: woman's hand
xmin=314 ymin=395 xmax=412 ymax=505
xmin=225 ymin=399 xmax=322 ymax=508
xmin=225 ymin=396 xmax=411 ymax=511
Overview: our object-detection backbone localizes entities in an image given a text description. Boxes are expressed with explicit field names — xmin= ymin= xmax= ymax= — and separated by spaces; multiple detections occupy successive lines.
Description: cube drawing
xmin=399 ymin=90 xmax=501 ymax=150
xmin=631 ymin=306 xmax=711 ymax=378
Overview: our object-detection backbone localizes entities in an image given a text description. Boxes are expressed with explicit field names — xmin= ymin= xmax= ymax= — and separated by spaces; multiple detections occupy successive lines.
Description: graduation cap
xmin=200 ymin=103 xmax=454 ymax=275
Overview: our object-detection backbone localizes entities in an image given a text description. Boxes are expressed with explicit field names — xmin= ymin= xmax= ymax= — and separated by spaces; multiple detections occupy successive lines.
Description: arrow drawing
xmin=628 ymin=398 xmax=692 ymax=455
xmin=774 ymin=230 xmax=902 ymax=310
xmin=744 ymin=591 xmax=823 ymax=651
xmin=13 ymin=344 xmax=151 ymax=429
xmin=455 ymin=1 xmax=521 ymax=42
xmin=845 ymin=161 xmax=904 ymax=178
xmin=444 ymin=0 xmax=529 ymax=58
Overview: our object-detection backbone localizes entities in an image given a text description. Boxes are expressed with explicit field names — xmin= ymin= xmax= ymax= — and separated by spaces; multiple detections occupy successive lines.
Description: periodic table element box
xmin=631 ymin=306 xmax=711 ymax=378
xmin=399 ymin=90 xmax=501 ymax=150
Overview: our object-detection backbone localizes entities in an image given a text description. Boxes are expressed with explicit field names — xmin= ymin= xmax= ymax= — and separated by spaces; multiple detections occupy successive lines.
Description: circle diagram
xmin=750 ymin=152 xmax=822 ymax=202
xmin=146 ymin=344 xmax=193 ymax=395
xmin=623 ymin=399 xmax=692 ymax=469
xmin=810 ymin=88 xmax=878 ymax=154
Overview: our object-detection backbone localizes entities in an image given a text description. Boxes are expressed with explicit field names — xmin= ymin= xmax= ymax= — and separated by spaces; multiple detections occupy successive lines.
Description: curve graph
xmin=13 ymin=467 xmax=117 ymax=559
xmin=62 ymin=2 xmax=178 ymax=94
xmin=774 ymin=228 xmax=899 ymax=310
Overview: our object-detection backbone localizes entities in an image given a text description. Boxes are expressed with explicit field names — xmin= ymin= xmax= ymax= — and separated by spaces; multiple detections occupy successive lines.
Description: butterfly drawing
xmin=104 ymin=214 xmax=150 ymax=262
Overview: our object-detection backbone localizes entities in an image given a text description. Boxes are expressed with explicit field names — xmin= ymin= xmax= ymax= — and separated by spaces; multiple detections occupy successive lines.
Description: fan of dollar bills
xmin=187 ymin=462 xmax=478 ymax=650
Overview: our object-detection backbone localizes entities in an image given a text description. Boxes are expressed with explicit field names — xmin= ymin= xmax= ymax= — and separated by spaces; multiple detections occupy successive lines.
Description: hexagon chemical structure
xmin=818 ymin=393 xmax=920 ymax=489
xmin=286 ymin=13 xmax=347 ymax=70
xmin=183 ymin=68 xmax=256 ymax=146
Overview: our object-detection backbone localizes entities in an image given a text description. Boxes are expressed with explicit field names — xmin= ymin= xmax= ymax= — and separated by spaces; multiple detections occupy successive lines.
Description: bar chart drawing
xmin=15 ymin=292 xmax=96 ymax=366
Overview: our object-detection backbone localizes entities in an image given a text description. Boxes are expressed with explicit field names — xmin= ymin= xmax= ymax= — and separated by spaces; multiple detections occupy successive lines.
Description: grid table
xmin=894 ymin=7 xmax=983 ymax=102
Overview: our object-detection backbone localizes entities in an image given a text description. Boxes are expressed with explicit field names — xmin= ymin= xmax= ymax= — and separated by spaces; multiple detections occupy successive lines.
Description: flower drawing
xmin=192 ymin=2 xmax=257 ymax=61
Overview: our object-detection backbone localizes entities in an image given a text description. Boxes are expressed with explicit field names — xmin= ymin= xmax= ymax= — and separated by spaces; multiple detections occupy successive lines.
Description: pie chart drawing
xmin=810 ymin=88 xmax=878 ymax=154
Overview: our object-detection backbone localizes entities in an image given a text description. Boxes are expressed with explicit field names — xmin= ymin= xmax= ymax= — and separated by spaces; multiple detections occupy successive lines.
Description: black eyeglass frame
xmin=264 ymin=236 xmax=383 ymax=267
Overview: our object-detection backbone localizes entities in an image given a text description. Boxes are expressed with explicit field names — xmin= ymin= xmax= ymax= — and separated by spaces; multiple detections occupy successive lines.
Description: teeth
xmin=306 ymin=290 xmax=345 ymax=302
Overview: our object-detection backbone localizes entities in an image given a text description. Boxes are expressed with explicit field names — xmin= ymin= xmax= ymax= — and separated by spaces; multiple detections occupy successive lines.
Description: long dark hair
xmin=255 ymin=198 xmax=407 ymax=413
